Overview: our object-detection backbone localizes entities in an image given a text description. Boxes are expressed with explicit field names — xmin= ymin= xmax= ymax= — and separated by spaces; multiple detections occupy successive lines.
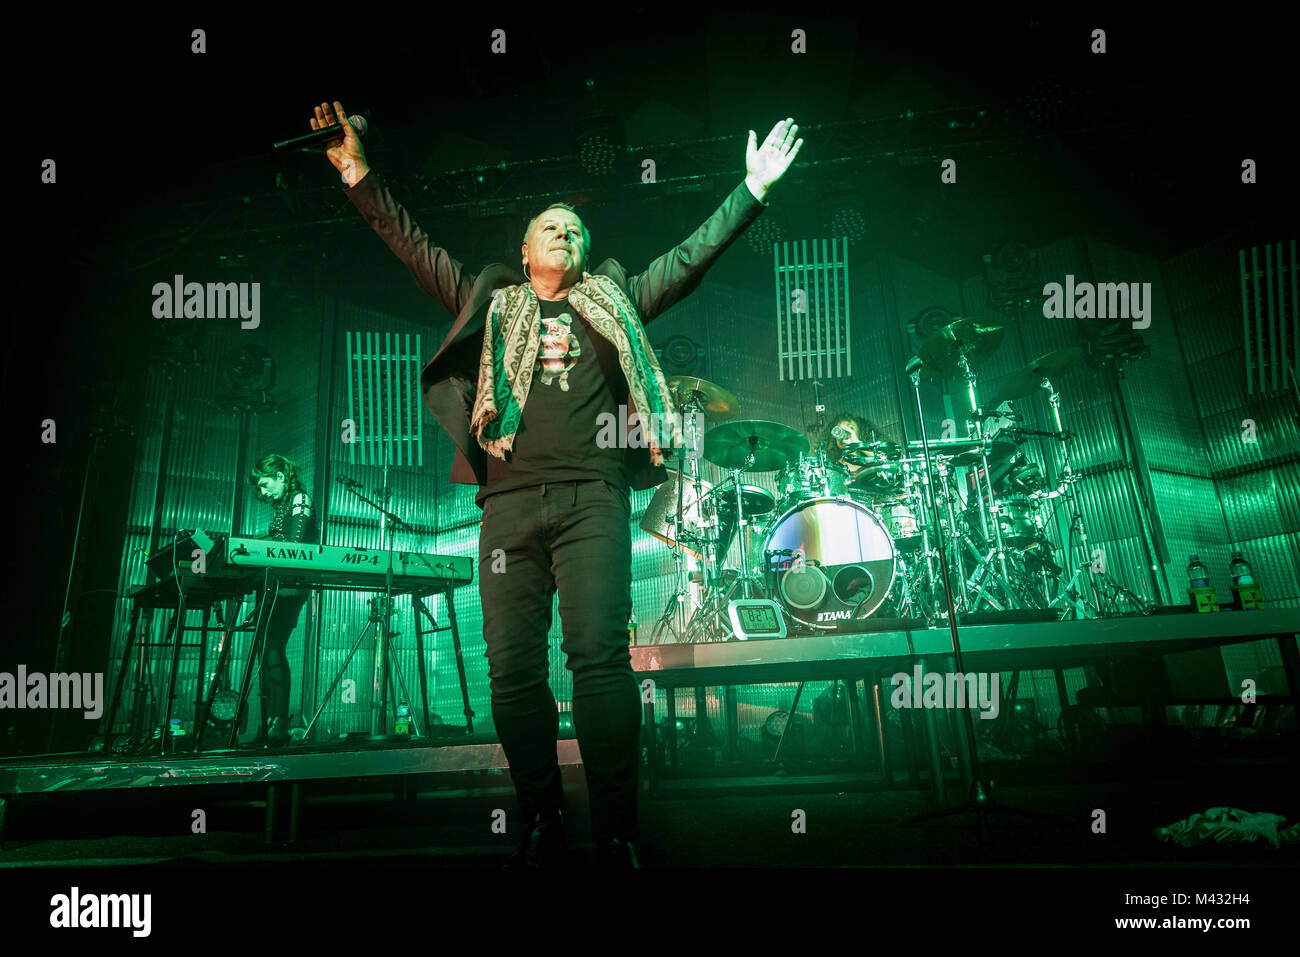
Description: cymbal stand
xmin=731 ymin=461 xmax=757 ymax=599
xmin=683 ymin=512 xmax=739 ymax=643
xmin=954 ymin=355 xmax=1049 ymax=611
xmin=959 ymin=354 xmax=1021 ymax=603
xmin=650 ymin=406 xmax=708 ymax=644
xmin=930 ymin=457 xmax=970 ymax=611
xmin=1041 ymin=377 xmax=1149 ymax=617
xmin=906 ymin=360 xmax=1069 ymax=836
xmin=649 ymin=469 xmax=691 ymax=644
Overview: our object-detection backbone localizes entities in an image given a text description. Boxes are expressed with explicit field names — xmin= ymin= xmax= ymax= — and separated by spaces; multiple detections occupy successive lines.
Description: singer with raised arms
xmin=308 ymin=100 xmax=802 ymax=868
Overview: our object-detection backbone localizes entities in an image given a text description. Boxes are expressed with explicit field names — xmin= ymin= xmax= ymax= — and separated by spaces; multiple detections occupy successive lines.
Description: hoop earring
xmin=523 ymin=263 xmax=532 ymax=281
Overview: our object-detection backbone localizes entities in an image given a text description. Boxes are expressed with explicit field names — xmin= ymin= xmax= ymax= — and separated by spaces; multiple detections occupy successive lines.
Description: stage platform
xmin=1 ymin=608 xmax=1295 ymax=847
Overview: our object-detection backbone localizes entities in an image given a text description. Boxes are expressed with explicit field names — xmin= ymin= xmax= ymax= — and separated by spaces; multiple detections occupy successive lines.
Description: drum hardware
xmin=1035 ymin=375 xmax=1151 ymax=619
xmin=946 ymin=344 xmax=1023 ymax=605
xmin=665 ymin=375 xmax=740 ymax=423
xmin=982 ymin=346 xmax=1084 ymax=409
xmin=702 ymin=419 xmax=806 ymax=473
xmin=902 ymin=351 xmax=1075 ymax=834
xmin=678 ymin=473 xmax=777 ymax=642
xmin=839 ymin=440 xmax=901 ymax=466
xmin=776 ymin=449 xmax=850 ymax=505
xmin=649 ymin=389 xmax=719 ymax=644
xmin=914 ymin=316 xmax=1006 ymax=380
xmin=910 ymin=318 xmax=1042 ymax=614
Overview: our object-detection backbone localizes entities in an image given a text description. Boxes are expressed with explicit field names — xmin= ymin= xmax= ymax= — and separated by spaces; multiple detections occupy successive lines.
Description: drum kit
xmin=641 ymin=317 xmax=1124 ymax=643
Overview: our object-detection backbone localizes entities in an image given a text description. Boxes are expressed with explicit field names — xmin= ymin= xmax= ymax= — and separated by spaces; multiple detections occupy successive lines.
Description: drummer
xmin=814 ymin=412 xmax=889 ymax=475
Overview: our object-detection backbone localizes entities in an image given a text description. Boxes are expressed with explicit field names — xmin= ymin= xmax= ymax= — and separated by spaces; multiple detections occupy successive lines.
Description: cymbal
xmin=916 ymin=317 xmax=1005 ymax=378
xmin=984 ymin=346 xmax=1085 ymax=407
xmin=665 ymin=376 xmax=739 ymax=421
xmin=703 ymin=419 xmax=806 ymax=472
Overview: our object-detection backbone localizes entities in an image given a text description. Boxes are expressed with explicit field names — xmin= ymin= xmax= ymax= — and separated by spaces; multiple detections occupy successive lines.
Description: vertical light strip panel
xmin=360 ymin=331 xmax=370 ymax=467
xmin=832 ymin=237 xmax=842 ymax=374
xmin=813 ymin=239 xmax=824 ymax=379
xmin=368 ymin=331 xmax=378 ymax=467
xmin=386 ymin=331 xmax=396 ymax=469
xmin=842 ymin=236 xmax=852 ymax=377
xmin=822 ymin=238 xmax=833 ymax=379
xmin=416 ymin=334 xmax=424 ymax=468
xmin=403 ymin=333 xmax=412 ymax=467
xmin=786 ymin=242 xmax=795 ymax=379
xmin=790 ymin=240 xmax=800 ymax=379
xmin=821 ymin=239 xmax=832 ymax=382
xmin=775 ymin=243 xmax=786 ymax=381
xmin=773 ymin=237 xmax=852 ymax=381
xmin=346 ymin=330 xmax=357 ymax=466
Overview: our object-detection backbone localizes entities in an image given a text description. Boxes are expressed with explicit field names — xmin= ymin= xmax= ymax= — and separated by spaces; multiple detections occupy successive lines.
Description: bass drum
xmin=751 ymin=497 xmax=897 ymax=628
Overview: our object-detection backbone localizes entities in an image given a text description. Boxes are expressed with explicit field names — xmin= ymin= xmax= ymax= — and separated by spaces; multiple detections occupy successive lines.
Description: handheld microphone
xmin=274 ymin=115 xmax=368 ymax=152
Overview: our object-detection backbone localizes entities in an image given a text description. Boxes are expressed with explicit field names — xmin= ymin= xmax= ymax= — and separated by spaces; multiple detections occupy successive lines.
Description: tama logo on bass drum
xmin=816 ymin=610 xmax=854 ymax=622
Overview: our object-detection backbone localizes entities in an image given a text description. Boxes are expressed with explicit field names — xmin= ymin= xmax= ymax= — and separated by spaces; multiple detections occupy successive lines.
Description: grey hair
xmin=522 ymin=202 xmax=591 ymax=269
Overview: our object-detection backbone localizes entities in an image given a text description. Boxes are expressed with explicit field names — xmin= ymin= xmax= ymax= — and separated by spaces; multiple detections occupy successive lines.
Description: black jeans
xmin=478 ymin=479 xmax=640 ymax=842
xmin=258 ymin=588 xmax=309 ymax=726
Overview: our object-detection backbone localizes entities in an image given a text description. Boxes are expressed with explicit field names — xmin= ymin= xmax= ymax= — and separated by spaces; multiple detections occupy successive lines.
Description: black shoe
xmin=239 ymin=718 xmax=290 ymax=750
xmin=594 ymin=837 xmax=640 ymax=868
xmin=503 ymin=812 xmax=567 ymax=869
xmin=267 ymin=717 xmax=291 ymax=748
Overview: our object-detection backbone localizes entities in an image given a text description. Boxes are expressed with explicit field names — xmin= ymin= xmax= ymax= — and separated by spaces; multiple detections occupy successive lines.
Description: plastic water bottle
xmin=1229 ymin=551 xmax=1255 ymax=586
xmin=628 ymin=611 xmax=638 ymax=646
xmin=395 ymin=702 xmax=411 ymax=735
xmin=1187 ymin=555 xmax=1210 ymax=588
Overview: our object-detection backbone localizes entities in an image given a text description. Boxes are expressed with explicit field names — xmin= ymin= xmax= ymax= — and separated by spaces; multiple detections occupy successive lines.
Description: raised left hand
xmin=746 ymin=118 xmax=803 ymax=198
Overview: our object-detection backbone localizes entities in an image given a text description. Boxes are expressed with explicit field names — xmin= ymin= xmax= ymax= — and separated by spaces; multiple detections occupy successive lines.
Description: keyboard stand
xmin=412 ymin=590 xmax=475 ymax=735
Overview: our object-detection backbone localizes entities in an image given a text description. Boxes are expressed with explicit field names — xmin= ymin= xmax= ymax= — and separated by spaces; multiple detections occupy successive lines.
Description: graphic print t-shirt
xmin=481 ymin=296 xmax=632 ymax=502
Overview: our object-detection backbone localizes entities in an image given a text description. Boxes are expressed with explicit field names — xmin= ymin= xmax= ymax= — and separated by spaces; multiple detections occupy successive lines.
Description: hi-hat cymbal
xmin=984 ymin=346 xmax=1085 ymax=407
xmin=665 ymin=376 xmax=739 ymax=421
xmin=916 ymin=317 xmax=1005 ymax=378
xmin=702 ymin=419 xmax=806 ymax=471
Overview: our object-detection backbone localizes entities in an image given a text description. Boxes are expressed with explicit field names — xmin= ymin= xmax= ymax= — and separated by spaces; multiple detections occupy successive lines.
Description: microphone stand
xmin=903 ymin=358 xmax=1068 ymax=839
xmin=305 ymin=468 xmax=424 ymax=744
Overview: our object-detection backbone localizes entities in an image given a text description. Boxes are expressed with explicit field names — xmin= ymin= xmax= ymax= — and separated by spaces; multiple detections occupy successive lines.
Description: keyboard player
xmin=246 ymin=453 xmax=318 ymax=748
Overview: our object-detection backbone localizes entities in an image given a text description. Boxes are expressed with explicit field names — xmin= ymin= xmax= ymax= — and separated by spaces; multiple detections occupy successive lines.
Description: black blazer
xmin=345 ymin=172 xmax=768 ymax=493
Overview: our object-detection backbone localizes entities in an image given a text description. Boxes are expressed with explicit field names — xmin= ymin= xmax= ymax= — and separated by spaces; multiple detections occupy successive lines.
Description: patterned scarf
xmin=470 ymin=272 xmax=682 ymax=466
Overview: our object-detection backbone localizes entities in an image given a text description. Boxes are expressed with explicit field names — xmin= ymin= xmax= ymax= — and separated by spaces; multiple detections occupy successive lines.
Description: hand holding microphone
xmin=302 ymin=101 xmax=370 ymax=187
